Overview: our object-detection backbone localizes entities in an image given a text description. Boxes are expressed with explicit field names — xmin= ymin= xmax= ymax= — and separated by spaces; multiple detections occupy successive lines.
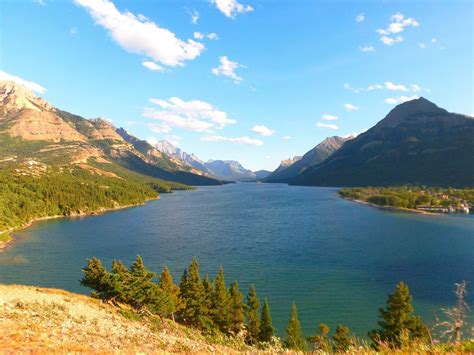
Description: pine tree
xmin=285 ymin=302 xmax=306 ymax=351
xmin=109 ymin=259 xmax=131 ymax=303
xmin=202 ymin=274 xmax=214 ymax=316
xmin=81 ymin=257 xmax=111 ymax=300
xmin=332 ymin=324 xmax=352 ymax=352
xmin=211 ymin=266 xmax=232 ymax=333
xmin=246 ymin=284 xmax=261 ymax=344
xmin=307 ymin=323 xmax=330 ymax=352
xmin=259 ymin=298 xmax=275 ymax=342
xmin=229 ymin=281 xmax=245 ymax=335
xmin=159 ymin=266 xmax=181 ymax=320
xmin=178 ymin=257 xmax=211 ymax=329
xmin=369 ymin=282 xmax=429 ymax=348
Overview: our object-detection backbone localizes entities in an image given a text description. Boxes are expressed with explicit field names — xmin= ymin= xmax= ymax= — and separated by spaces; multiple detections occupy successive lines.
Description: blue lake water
xmin=0 ymin=183 xmax=473 ymax=336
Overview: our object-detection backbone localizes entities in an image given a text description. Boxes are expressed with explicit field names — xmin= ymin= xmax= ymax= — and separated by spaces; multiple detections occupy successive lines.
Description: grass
xmin=0 ymin=231 xmax=12 ymax=244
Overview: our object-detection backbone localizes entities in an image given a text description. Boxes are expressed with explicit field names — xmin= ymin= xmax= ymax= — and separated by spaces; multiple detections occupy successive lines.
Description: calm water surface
xmin=1 ymin=183 xmax=473 ymax=336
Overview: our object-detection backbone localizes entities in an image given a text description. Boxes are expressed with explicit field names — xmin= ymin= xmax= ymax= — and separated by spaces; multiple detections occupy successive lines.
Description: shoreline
xmin=340 ymin=196 xmax=440 ymax=215
xmin=0 ymin=195 xmax=160 ymax=253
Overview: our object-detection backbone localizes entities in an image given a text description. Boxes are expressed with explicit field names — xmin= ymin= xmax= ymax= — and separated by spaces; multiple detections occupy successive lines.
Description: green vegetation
xmin=339 ymin=186 xmax=474 ymax=212
xmin=81 ymin=256 xmax=473 ymax=352
xmin=0 ymin=165 xmax=189 ymax=232
xmin=0 ymin=231 xmax=11 ymax=244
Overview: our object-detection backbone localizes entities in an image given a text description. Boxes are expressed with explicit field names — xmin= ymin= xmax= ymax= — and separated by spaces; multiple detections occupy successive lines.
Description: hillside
xmin=265 ymin=136 xmax=350 ymax=183
xmin=292 ymin=98 xmax=474 ymax=187
xmin=0 ymin=284 xmax=264 ymax=353
xmin=0 ymin=80 xmax=221 ymax=186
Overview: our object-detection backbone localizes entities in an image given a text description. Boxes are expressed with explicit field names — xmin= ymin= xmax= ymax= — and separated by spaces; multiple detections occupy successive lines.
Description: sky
xmin=0 ymin=0 xmax=473 ymax=171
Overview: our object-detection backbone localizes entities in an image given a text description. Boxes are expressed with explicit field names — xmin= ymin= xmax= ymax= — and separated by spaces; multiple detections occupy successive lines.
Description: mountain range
xmin=290 ymin=97 xmax=474 ymax=187
xmin=0 ymin=80 xmax=221 ymax=186
xmin=153 ymin=140 xmax=262 ymax=181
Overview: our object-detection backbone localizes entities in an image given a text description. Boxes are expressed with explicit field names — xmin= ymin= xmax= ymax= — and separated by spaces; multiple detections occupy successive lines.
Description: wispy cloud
xmin=0 ymin=70 xmax=46 ymax=94
xmin=144 ymin=97 xmax=237 ymax=132
xmin=344 ymin=103 xmax=359 ymax=112
xmin=344 ymin=82 xmax=383 ymax=94
xmin=251 ymin=125 xmax=275 ymax=136
xmin=356 ymin=13 xmax=365 ymax=23
xmin=212 ymin=56 xmax=245 ymax=84
xmin=317 ymin=122 xmax=339 ymax=130
xmin=321 ymin=114 xmax=338 ymax=121
xmin=188 ymin=10 xmax=199 ymax=24
xmin=359 ymin=45 xmax=375 ymax=52
xmin=142 ymin=61 xmax=164 ymax=72
xmin=201 ymin=135 xmax=263 ymax=146
xmin=384 ymin=95 xmax=419 ymax=105
xmin=74 ymin=0 xmax=204 ymax=67
xmin=148 ymin=122 xmax=172 ymax=134
xmin=385 ymin=81 xmax=408 ymax=92
xmin=212 ymin=0 xmax=253 ymax=18
xmin=377 ymin=12 xmax=420 ymax=46
xmin=282 ymin=136 xmax=291 ymax=140
xmin=194 ymin=32 xmax=219 ymax=40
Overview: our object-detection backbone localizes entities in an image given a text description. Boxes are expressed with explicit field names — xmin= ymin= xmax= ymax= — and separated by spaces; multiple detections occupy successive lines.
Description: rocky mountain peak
xmin=0 ymin=80 xmax=51 ymax=112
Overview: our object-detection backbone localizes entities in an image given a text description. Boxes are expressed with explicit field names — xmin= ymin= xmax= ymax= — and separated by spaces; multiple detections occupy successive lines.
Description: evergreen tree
xmin=202 ymin=274 xmax=214 ymax=315
xmin=285 ymin=302 xmax=306 ymax=351
xmin=109 ymin=259 xmax=131 ymax=303
xmin=259 ymin=298 xmax=275 ymax=342
xmin=307 ymin=323 xmax=330 ymax=352
xmin=211 ymin=266 xmax=232 ymax=333
xmin=229 ymin=281 xmax=245 ymax=335
xmin=81 ymin=257 xmax=111 ymax=300
xmin=178 ymin=257 xmax=211 ymax=329
xmin=245 ymin=284 xmax=261 ymax=344
xmin=332 ymin=324 xmax=352 ymax=352
xmin=368 ymin=282 xmax=429 ymax=348
xmin=159 ymin=266 xmax=181 ymax=320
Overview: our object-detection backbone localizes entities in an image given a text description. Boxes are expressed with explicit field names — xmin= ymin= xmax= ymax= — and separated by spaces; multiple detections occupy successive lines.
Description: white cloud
xmin=211 ymin=56 xmax=245 ymax=84
xmin=345 ymin=82 xmax=383 ymax=94
xmin=359 ymin=45 xmax=375 ymax=52
xmin=418 ymin=42 xmax=427 ymax=48
xmin=356 ymin=13 xmax=365 ymax=23
xmin=377 ymin=12 xmax=419 ymax=46
xmin=201 ymin=135 xmax=263 ymax=146
xmin=142 ymin=61 xmax=164 ymax=71
xmin=69 ymin=26 xmax=78 ymax=35
xmin=148 ymin=122 xmax=171 ymax=133
xmin=0 ymin=70 xmax=46 ymax=94
xmin=411 ymin=84 xmax=421 ymax=93
xmin=317 ymin=122 xmax=339 ymax=130
xmin=385 ymin=81 xmax=408 ymax=92
xmin=367 ymin=83 xmax=383 ymax=91
xmin=212 ymin=0 xmax=253 ymax=18
xmin=144 ymin=97 xmax=237 ymax=133
xmin=74 ymin=0 xmax=204 ymax=67
xmin=34 ymin=0 xmax=46 ymax=5
xmin=282 ymin=136 xmax=291 ymax=140
xmin=194 ymin=32 xmax=219 ymax=40
xmin=321 ymin=114 xmax=338 ymax=121
xmin=165 ymin=134 xmax=182 ymax=146
xmin=344 ymin=103 xmax=359 ymax=112
xmin=251 ymin=125 xmax=275 ymax=136
xmin=431 ymin=37 xmax=437 ymax=43
xmin=188 ymin=10 xmax=199 ymax=24
xmin=380 ymin=35 xmax=403 ymax=45
xmin=384 ymin=95 xmax=419 ymax=105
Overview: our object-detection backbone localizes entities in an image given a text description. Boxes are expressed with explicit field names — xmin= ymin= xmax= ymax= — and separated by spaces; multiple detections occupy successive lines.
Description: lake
xmin=0 ymin=183 xmax=473 ymax=337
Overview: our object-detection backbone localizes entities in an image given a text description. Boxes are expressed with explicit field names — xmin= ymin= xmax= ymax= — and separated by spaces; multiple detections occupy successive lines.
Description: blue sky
xmin=1 ymin=0 xmax=473 ymax=171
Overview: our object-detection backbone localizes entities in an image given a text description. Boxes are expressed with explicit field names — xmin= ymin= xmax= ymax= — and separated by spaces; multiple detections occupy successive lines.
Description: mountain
xmin=291 ymin=97 xmax=474 ymax=187
xmin=253 ymin=170 xmax=272 ymax=180
xmin=203 ymin=160 xmax=256 ymax=181
xmin=0 ymin=80 xmax=221 ymax=186
xmin=154 ymin=140 xmax=212 ymax=176
xmin=265 ymin=136 xmax=350 ymax=183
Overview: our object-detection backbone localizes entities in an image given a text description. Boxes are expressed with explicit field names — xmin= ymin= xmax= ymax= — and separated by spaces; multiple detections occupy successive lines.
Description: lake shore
xmin=340 ymin=196 xmax=439 ymax=215
xmin=0 ymin=195 xmax=160 ymax=253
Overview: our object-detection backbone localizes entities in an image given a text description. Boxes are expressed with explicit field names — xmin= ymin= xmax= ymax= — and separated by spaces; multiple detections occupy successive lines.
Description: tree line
xmin=81 ymin=256 xmax=470 ymax=352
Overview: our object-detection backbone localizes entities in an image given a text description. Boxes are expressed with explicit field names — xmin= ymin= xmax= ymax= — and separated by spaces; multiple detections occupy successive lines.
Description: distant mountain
xmin=253 ymin=170 xmax=272 ymax=180
xmin=154 ymin=140 xmax=211 ymax=176
xmin=265 ymin=136 xmax=350 ymax=183
xmin=203 ymin=160 xmax=256 ymax=181
xmin=0 ymin=80 xmax=221 ymax=186
xmin=291 ymin=97 xmax=474 ymax=187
